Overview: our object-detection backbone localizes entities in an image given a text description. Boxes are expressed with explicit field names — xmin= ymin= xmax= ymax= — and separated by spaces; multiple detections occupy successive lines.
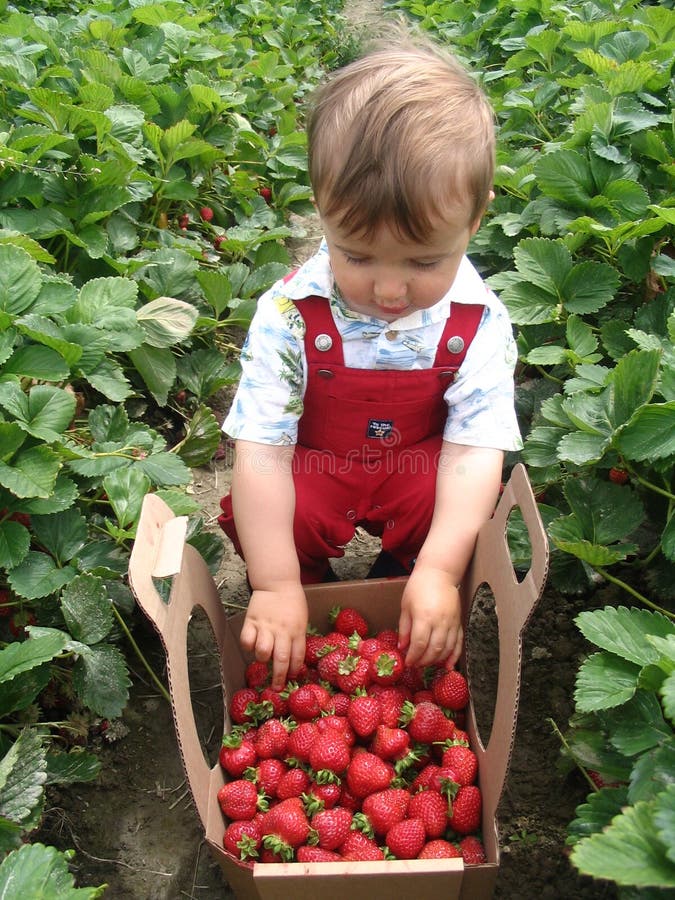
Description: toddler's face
xmin=322 ymin=207 xmax=480 ymax=323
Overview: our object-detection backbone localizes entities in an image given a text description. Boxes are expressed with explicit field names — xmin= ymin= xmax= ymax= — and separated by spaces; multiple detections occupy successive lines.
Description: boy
xmin=219 ymin=34 xmax=522 ymax=690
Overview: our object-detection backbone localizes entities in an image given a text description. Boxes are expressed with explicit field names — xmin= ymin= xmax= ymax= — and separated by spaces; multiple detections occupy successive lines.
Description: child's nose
xmin=374 ymin=274 xmax=407 ymax=303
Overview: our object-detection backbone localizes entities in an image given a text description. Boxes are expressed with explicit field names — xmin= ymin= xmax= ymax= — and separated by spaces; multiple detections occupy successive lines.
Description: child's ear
xmin=470 ymin=190 xmax=495 ymax=235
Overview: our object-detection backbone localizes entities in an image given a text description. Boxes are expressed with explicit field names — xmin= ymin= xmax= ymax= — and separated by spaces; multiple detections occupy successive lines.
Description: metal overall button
xmin=446 ymin=335 xmax=465 ymax=354
xmin=315 ymin=333 xmax=333 ymax=351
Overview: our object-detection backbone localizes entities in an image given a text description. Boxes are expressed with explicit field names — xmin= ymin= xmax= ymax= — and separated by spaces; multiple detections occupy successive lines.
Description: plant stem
xmin=547 ymin=717 xmax=598 ymax=793
xmin=593 ymin=567 xmax=675 ymax=620
xmin=631 ymin=472 xmax=675 ymax=503
xmin=112 ymin=605 xmax=172 ymax=704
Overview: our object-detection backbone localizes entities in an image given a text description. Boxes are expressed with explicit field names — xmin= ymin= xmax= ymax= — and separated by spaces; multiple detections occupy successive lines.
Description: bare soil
xmin=36 ymin=2 xmax=620 ymax=897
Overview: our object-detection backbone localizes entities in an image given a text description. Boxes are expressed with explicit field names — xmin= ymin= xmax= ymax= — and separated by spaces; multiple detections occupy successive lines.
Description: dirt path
xmin=36 ymin=3 xmax=618 ymax=897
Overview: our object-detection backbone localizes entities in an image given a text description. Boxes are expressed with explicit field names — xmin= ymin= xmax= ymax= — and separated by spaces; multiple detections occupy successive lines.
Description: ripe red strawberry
xmin=376 ymin=628 xmax=399 ymax=648
xmin=375 ymin=686 xmax=408 ymax=728
xmin=254 ymin=719 xmax=289 ymax=759
xmin=346 ymin=751 xmax=394 ymax=799
xmin=369 ymin=725 xmax=409 ymax=761
xmin=401 ymin=700 xmax=454 ymax=744
xmin=385 ymin=817 xmax=426 ymax=859
xmin=369 ymin=649 xmax=404 ymax=686
xmin=353 ymin=637 xmax=385 ymax=660
xmin=419 ymin=838 xmax=462 ymax=859
xmin=332 ymin=605 xmax=369 ymax=638
xmin=459 ymin=835 xmax=486 ymax=865
xmin=309 ymin=733 xmax=351 ymax=776
xmin=223 ymin=819 xmax=261 ymax=860
xmin=360 ymin=788 xmax=410 ymax=835
xmin=448 ymin=784 xmax=482 ymax=834
xmin=306 ymin=781 xmax=342 ymax=810
xmin=441 ymin=745 xmax=478 ymax=786
xmin=347 ymin=693 xmax=382 ymax=738
xmin=297 ymin=846 xmax=342 ymax=862
xmin=407 ymin=789 xmax=449 ymax=838
xmin=0 ymin=589 xmax=13 ymax=617
xmin=229 ymin=688 xmax=259 ymax=725
xmin=258 ymin=686 xmax=288 ymax=718
xmin=432 ymin=669 xmax=469 ymax=711
xmin=317 ymin=648 xmax=349 ymax=686
xmin=199 ymin=205 xmax=214 ymax=222
xmin=310 ymin=805 xmax=353 ymax=850
xmin=286 ymin=720 xmax=318 ymax=764
xmin=336 ymin=654 xmax=371 ymax=694
xmin=330 ymin=692 xmax=351 ymax=716
xmin=401 ymin=664 xmax=426 ymax=693
xmin=259 ymin=186 xmax=273 ymax=205
xmin=178 ymin=212 xmax=189 ymax=228
xmin=217 ymin=779 xmax=260 ymax=821
xmin=315 ymin=715 xmax=355 ymax=745
xmin=213 ymin=234 xmax=226 ymax=251
xmin=305 ymin=633 xmax=336 ymax=667
xmin=253 ymin=758 xmax=288 ymax=797
xmin=609 ymin=467 xmax=629 ymax=484
xmin=219 ymin=734 xmax=257 ymax=778
xmin=245 ymin=660 xmax=270 ymax=689
xmin=261 ymin=797 xmax=310 ymax=858
xmin=340 ymin=830 xmax=385 ymax=861
xmin=287 ymin=683 xmax=323 ymax=720
xmin=276 ymin=767 xmax=311 ymax=800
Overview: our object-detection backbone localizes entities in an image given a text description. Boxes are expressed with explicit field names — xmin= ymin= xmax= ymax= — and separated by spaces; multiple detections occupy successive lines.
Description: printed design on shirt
xmin=278 ymin=345 xmax=304 ymax=416
xmin=274 ymin=294 xmax=305 ymax=338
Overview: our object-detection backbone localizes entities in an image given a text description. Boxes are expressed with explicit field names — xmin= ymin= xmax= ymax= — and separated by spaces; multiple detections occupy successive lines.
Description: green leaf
xmin=567 ymin=787 xmax=628 ymax=844
xmin=103 ymin=466 xmax=151 ymax=529
xmin=72 ymin=643 xmax=130 ymax=719
xmin=135 ymin=452 xmax=191 ymax=487
xmin=654 ymin=784 xmax=675 ymax=866
xmin=575 ymin=607 xmax=674 ymax=667
xmin=0 ymin=665 xmax=51 ymax=718
xmin=68 ymin=276 xmax=138 ymax=329
xmin=127 ymin=344 xmax=176 ymax=406
xmin=3 ymin=345 xmax=69 ymax=382
xmin=605 ymin=691 xmax=671 ymax=756
xmin=610 ymin=350 xmax=661 ymax=429
xmin=174 ymin=405 xmax=221 ymax=468
xmin=0 ymin=727 xmax=46 ymax=826
xmin=0 ymin=244 xmax=42 ymax=316
xmin=0 ymin=446 xmax=61 ymax=499
xmin=513 ymin=237 xmax=572 ymax=294
xmin=631 ymin=741 xmax=675 ymax=806
xmin=0 ymin=843 xmax=106 ymax=898
xmin=30 ymin=508 xmax=88 ymax=565
xmin=7 ymin=552 xmax=76 ymax=600
xmin=534 ymin=150 xmax=595 ymax=208
xmin=85 ymin=358 xmax=133 ymax=402
xmin=0 ymin=520 xmax=30 ymax=570
xmin=562 ymin=261 xmax=619 ymax=315
xmin=557 ymin=430 xmax=610 ymax=465
xmin=45 ymin=750 xmax=101 ymax=785
xmin=564 ymin=477 xmax=645 ymax=546
xmin=0 ymin=632 xmax=68 ymax=684
xmin=0 ymin=383 xmax=75 ymax=443
xmin=574 ymin=651 xmax=640 ymax=711
xmin=616 ymin=403 xmax=675 ymax=462
xmin=61 ymin=575 xmax=114 ymax=645
xmin=571 ymin=800 xmax=675 ymax=887
xmin=175 ymin=348 xmax=234 ymax=400
xmin=136 ymin=296 xmax=198 ymax=348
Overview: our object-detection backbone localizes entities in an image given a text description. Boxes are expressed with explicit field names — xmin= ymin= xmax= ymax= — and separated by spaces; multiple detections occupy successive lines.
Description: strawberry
xmin=369 ymin=649 xmax=405 ymax=686
xmin=223 ymin=819 xmax=261 ymax=860
xmin=261 ymin=797 xmax=311 ymax=859
xmin=310 ymin=805 xmax=353 ymax=850
xmin=441 ymin=745 xmax=478 ymax=786
xmin=352 ymin=636 xmax=385 ymax=660
xmin=401 ymin=700 xmax=455 ymax=744
xmin=609 ymin=467 xmax=629 ymax=484
xmin=229 ymin=688 xmax=259 ymax=725
xmin=419 ymin=838 xmax=462 ymax=859
xmin=252 ymin=758 xmax=287 ymax=797
xmin=369 ymin=724 xmax=410 ymax=761
xmin=297 ymin=846 xmax=342 ymax=862
xmin=287 ymin=683 xmax=323 ymax=720
xmin=448 ymin=784 xmax=482 ymax=835
xmin=340 ymin=830 xmax=385 ymax=861
xmin=306 ymin=780 xmax=342 ymax=810
xmin=330 ymin=692 xmax=351 ymax=716
xmin=386 ymin=817 xmax=426 ymax=859
xmin=258 ymin=686 xmax=288 ymax=718
xmin=407 ymin=789 xmax=449 ymax=838
xmin=317 ymin=648 xmax=349 ymax=686
xmin=286 ymin=720 xmax=319 ymax=764
xmin=315 ymin=715 xmax=355 ymax=746
xmin=432 ymin=670 xmax=469 ymax=711
xmin=376 ymin=628 xmax=399 ymax=648
xmin=305 ymin=633 xmax=337 ymax=666
xmin=0 ymin=589 xmax=13 ymax=617
xmin=199 ymin=205 xmax=214 ymax=222
xmin=259 ymin=186 xmax=273 ymax=205
xmin=347 ymin=693 xmax=382 ymax=738
xmin=336 ymin=654 xmax=371 ymax=693
xmin=254 ymin=719 xmax=289 ymax=759
xmin=277 ymin=767 xmax=311 ymax=800
xmin=217 ymin=779 xmax=261 ymax=821
xmin=309 ymin=733 xmax=351 ymax=776
xmin=411 ymin=763 xmax=442 ymax=793
xmin=331 ymin=605 xmax=369 ymax=638
xmin=219 ymin=734 xmax=257 ymax=777
xmin=375 ymin=686 xmax=408 ymax=727
xmin=459 ymin=835 xmax=486 ymax=865
xmin=178 ymin=213 xmax=189 ymax=228
xmin=245 ymin=660 xmax=270 ymax=689
xmin=346 ymin=751 xmax=394 ymax=799
xmin=360 ymin=788 xmax=410 ymax=835
xmin=401 ymin=665 xmax=426 ymax=693
xmin=213 ymin=234 xmax=226 ymax=250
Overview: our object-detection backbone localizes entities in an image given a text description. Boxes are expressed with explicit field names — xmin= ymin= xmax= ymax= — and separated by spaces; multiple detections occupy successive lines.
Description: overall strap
xmin=433 ymin=303 xmax=485 ymax=367
xmin=295 ymin=296 xmax=345 ymax=366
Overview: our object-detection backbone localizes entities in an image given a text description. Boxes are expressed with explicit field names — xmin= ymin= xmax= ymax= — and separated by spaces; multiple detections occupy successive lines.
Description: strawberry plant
xmin=555 ymin=606 xmax=675 ymax=893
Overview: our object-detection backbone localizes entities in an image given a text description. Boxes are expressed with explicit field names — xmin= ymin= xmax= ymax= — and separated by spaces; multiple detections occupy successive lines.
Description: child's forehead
xmin=323 ymin=209 xmax=472 ymax=252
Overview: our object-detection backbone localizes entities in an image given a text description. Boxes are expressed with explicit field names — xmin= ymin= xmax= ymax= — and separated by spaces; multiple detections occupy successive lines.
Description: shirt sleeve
xmin=222 ymin=292 xmax=305 ymax=445
xmin=442 ymin=295 xmax=523 ymax=452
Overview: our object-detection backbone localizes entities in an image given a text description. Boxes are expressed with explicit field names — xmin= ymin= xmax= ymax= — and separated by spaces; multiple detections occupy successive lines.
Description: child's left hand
xmin=397 ymin=564 xmax=463 ymax=670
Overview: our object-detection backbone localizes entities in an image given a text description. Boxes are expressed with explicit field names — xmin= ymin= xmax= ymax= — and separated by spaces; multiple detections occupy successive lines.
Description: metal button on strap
xmin=346 ymin=509 xmax=357 ymax=520
xmin=385 ymin=330 xmax=397 ymax=341
xmin=447 ymin=335 xmax=465 ymax=354
xmin=315 ymin=333 xmax=333 ymax=351
xmin=318 ymin=369 xmax=334 ymax=379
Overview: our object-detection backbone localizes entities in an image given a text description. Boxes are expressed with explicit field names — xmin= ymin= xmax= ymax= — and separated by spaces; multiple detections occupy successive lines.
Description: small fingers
xmin=270 ymin=635 xmax=292 ymax=691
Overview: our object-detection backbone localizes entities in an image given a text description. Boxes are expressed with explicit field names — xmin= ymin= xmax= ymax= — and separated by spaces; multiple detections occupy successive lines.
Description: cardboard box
xmin=128 ymin=463 xmax=548 ymax=899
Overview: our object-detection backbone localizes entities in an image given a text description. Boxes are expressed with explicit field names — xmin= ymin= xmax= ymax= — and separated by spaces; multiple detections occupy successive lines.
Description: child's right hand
xmin=239 ymin=583 xmax=308 ymax=690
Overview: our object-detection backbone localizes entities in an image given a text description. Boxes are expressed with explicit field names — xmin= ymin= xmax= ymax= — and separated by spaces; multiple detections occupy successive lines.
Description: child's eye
xmin=344 ymin=255 xmax=368 ymax=265
xmin=411 ymin=259 xmax=440 ymax=270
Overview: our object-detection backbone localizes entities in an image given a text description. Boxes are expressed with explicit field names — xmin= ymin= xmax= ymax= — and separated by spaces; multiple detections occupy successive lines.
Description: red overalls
xmin=219 ymin=295 xmax=484 ymax=583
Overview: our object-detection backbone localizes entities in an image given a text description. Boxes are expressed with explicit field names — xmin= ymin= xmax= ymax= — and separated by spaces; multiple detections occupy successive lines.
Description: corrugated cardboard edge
xmin=128 ymin=462 xmax=549 ymax=900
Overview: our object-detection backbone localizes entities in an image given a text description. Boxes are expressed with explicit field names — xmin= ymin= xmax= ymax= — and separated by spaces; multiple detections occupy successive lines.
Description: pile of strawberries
xmin=217 ymin=606 xmax=486 ymax=866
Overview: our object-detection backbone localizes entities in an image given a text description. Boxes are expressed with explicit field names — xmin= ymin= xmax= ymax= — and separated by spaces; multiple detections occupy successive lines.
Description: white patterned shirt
xmin=223 ymin=240 xmax=522 ymax=451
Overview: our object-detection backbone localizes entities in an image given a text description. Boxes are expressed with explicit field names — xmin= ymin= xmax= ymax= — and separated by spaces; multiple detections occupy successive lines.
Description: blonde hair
xmin=307 ymin=33 xmax=495 ymax=242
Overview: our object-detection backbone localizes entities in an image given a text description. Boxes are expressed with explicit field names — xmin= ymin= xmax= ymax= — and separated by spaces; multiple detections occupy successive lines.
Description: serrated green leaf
xmin=630 ymin=741 xmax=675 ymax=806
xmin=136 ymin=296 xmax=198 ymax=348
xmin=575 ymin=651 xmax=640 ymax=711
xmin=3 ymin=345 xmax=69 ymax=382
xmin=0 ymin=632 xmax=68 ymax=684
xmin=7 ymin=552 xmax=76 ymax=600
xmin=45 ymin=749 xmax=101 ymax=786
xmin=31 ymin=508 xmax=88 ymax=565
xmin=0 ymin=727 xmax=46 ymax=824
xmin=557 ymin=430 xmax=611 ymax=465
xmin=127 ymin=344 xmax=176 ymax=407
xmin=660 ymin=670 xmax=675 ymax=722
xmin=534 ymin=149 xmax=595 ymax=208
xmin=85 ymin=357 xmax=134 ymax=402
xmin=567 ymin=787 xmax=628 ymax=844
xmin=0 ymin=244 xmax=42 ymax=316
xmin=0 ymin=445 xmax=62 ymax=499
xmin=610 ymin=349 xmax=661 ymax=429
xmin=0 ymin=519 xmax=30 ymax=570
xmin=103 ymin=466 xmax=151 ymax=529
xmin=72 ymin=643 xmax=130 ymax=718
xmin=654 ymin=784 xmax=675 ymax=866
xmin=564 ymin=477 xmax=645 ymax=545
xmin=61 ymin=574 xmax=113 ymax=645
xmin=605 ymin=691 xmax=671 ymax=756
xmin=562 ymin=261 xmax=619 ymax=315
xmin=174 ymin=405 xmax=220 ymax=468
xmin=575 ymin=607 xmax=674 ymax=667
xmin=0 ymin=664 xmax=51 ymax=718
xmin=0 ymin=842 xmax=106 ymax=898
xmin=571 ymin=800 xmax=675 ymax=887
xmin=616 ymin=402 xmax=675 ymax=462
xmin=513 ymin=237 xmax=572 ymax=293
xmin=135 ymin=451 xmax=191 ymax=487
